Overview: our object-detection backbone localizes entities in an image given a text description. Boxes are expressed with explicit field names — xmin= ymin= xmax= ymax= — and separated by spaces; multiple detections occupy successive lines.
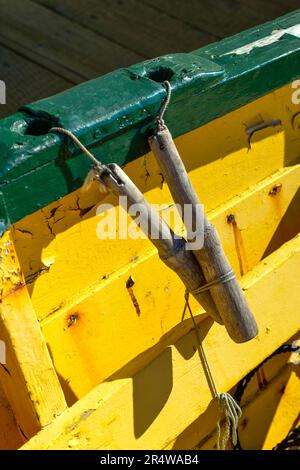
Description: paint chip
xmin=223 ymin=24 xmax=300 ymax=56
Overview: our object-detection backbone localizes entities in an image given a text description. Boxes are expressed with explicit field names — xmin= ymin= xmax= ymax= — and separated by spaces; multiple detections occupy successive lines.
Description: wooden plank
xmin=0 ymin=0 xmax=143 ymax=84
xmin=12 ymin=160 xmax=300 ymax=401
xmin=238 ymin=0 xmax=299 ymax=20
xmin=0 ymin=44 xmax=72 ymax=118
xmin=196 ymin=365 xmax=300 ymax=450
xmin=35 ymin=0 xmax=217 ymax=58
xmin=140 ymin=0 xmax=296 ymax=39
xmin=0 ymin=231 xmax=67 ymax=439
xmin=172 ymin=348 xmax=297 ymax=449
xmin=21 ymin=234 xmax=300 ymax=449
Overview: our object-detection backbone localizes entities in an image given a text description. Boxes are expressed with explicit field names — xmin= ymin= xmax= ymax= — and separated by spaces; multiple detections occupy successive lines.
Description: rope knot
xmin=217 ymin=392 xmax=242 ymax=450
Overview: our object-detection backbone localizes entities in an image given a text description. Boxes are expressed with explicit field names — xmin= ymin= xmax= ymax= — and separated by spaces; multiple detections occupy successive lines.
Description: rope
xmin=49 ymin=126 xmax=120 ymax=192
xmin=217 ymin=393 xmax=242 ymax=450
xmin=182 ymin=291 xmax=242 ymax=450
xmin=183 ymin=291 xmax=218 ymax=397
xmin=190 ymin=269 xmax=236 ymax=296
xmin=50 ymin=127 xmax=105 ymax=170
xmin=156 ymin=81 xmax=172 ymax=131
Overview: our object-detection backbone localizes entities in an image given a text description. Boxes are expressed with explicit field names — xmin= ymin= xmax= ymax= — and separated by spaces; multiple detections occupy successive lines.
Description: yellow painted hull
xmin=0 ymin=81 xmax=299 ymax=450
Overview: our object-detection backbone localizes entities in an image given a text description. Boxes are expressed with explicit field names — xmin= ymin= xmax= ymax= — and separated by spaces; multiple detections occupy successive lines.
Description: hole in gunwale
xmin=146 ymin=66 xmax=175 ymax=83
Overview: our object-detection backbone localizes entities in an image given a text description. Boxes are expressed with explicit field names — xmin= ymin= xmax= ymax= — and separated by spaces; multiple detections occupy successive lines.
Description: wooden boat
xmin=0 ymin=9 xmax=299 ymax=450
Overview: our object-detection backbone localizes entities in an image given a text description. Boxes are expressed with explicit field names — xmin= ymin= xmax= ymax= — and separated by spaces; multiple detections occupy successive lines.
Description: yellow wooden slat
xmin=21 ymin=234 xmax=300 ymax=449
xmin=261 ymin=366 xmax=300 ymax=449
xmin=0 ymin=232 xmax=67 ymax=439
xmin=37 ymin=164 xmax=300 ymax=401
xmin=172 ymin=340 xmax=299 ymax=450
xmin=197 ymin=365 xmax=300 ymax=450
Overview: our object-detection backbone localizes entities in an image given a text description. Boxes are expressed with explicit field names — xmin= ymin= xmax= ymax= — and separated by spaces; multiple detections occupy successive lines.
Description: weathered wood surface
xmin=0 ymin=0 xmax=143 ymax=83
xmin=0 ymin=44 xmax=72 ymax=119
xmin=35 ymin=0 xmax=217 ymax=57
xmin=21 ymin=233 xmax=300 ymax=449
xmin=196 ymin=365 xmax=300 ymax=450
xmin=149 ymin=127 xmax=258 ymax=343
xmin=0 ymin=232 xmax=67 ymax=439
xmin=140 ymin=0 xmax=298 ymax=38
xmin=9 ymin=76 xmax=300 ymax=400
xmin=13 ymin=158 xmax=300 ymax=400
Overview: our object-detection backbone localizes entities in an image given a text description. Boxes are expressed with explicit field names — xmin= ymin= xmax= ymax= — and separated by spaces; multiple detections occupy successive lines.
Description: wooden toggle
xmin=98 ymin=163 xmax=222 ymax=324
xmin=149 ymin=125 xmax=258 ymax=343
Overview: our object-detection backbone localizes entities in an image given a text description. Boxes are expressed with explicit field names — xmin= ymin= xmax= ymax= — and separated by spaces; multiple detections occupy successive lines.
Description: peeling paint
xmin=67 ymin=409 xmax=95 ymax=432
xmin=224 ymin=24 xmax=300 ymax=56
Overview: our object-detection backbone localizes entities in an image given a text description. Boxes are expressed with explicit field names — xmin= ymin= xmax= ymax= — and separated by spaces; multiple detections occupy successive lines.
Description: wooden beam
xmin=140 ymin=0 xmax=296 ymax=38
xmin=0 ymin=231 xmax=67 ymax=439
xmin=21 ymin=233 xmax=300 ymax=449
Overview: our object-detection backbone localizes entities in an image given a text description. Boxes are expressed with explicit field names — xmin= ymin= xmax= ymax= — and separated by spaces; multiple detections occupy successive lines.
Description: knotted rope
xmin=182 ymin=291 xmax=242 ymax=450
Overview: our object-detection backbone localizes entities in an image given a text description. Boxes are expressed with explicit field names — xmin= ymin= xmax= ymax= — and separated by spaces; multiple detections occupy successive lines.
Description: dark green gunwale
xmin=1 ymin=9 xmax=300 ymax=228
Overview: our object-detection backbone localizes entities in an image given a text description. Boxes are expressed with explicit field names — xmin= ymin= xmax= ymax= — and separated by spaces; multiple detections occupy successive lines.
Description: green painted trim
xmin=1 ymin=9 xmax=300 ymax=227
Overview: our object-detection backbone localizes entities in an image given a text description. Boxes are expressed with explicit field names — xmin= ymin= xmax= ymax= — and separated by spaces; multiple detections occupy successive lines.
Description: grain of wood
xmin=35 ymin=0 xmax=218 ymax=58
xmin=0 ymin=231 xmax=67 ymax=439
xmin=195 ymin=366 xmax=300 ymax=450
xmin=0 ymin=0 xmax=143 ymax=84
xmin=0 ymin=44 xmax=72 ymax=118
xmin=140 ymin=0 xmax=295 ymax=39
xmin=238 ymin=0 xmax=298 ymax=19
xmin=173 ymin=351 xmax=294 ymax=449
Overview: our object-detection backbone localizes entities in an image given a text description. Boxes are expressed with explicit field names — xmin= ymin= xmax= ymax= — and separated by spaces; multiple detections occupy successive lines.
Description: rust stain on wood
xmin=269 ymin=183 xmax=283 ymax=218
xmin=227 ymin=214 xmax=249 ymax=276
xmin=126 ymin=276 xmax=141 ymax=316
